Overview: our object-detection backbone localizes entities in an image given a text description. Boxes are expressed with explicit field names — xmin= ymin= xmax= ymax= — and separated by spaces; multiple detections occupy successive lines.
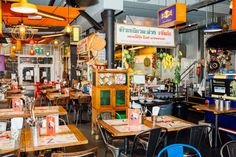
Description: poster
xmin=12 ymin=98 xmax=23 ymax=112
xmin=115 ymin=23 xmax=175 ymax=47
xmin=128 ymin=108 xmax=140 ymax=126
xmin=46 ymin=115 xmax=56 ymax=136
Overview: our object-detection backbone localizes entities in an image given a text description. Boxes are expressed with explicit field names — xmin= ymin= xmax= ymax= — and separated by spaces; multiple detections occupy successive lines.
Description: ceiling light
xmin=11 ymin=23 xmax=34 ymax=40
xmin=11 ymin=0 xmax=38 ymax=14
xmin=36 ymin=11 xmax=65 ymax=21
xmin=65 ymin=24 xmax=72 ymax=33
xmin=204 ymin=22 xmax=222 ymax=33
xmin=128 ymin=46 xmax=144 ymax=51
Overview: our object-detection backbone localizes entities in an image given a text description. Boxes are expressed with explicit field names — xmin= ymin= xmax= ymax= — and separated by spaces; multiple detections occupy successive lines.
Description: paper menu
xmin=42 ymin=71 xmax=47 ymax=77
xmin=128 ymin=108 xmax=140 ymax=126
xmin=46 ymin=115 xmax=56 ymax=136
xmin=39 ymin=133 xmax=78 ymax=146
xmin=63 ymin=88 xmax=70 ymax=96
xmin=12 ymin=98 xmax=23 ymax=112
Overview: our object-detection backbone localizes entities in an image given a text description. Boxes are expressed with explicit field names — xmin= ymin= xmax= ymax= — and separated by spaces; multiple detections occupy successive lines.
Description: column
xmin=101 ymin=9 xmax=115 ymax=69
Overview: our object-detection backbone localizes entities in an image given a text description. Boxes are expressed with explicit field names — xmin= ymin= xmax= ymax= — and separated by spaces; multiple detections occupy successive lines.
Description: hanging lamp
xmin=204 ymin=5 xmax=222 ymax=33
xmin=11 ymin=0 xmax=38 ymax=14
xmin=65 ymin=4 xmax=72 ymax=34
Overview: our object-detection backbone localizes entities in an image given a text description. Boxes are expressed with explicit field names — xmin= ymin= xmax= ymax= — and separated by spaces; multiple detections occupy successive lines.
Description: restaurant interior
xmin=0 ymin=0 xmax=236 ymax=157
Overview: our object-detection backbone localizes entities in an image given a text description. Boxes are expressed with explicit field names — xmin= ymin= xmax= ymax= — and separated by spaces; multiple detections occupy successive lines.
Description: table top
xmin=70 ymin=92 xmax=90 ymax=100
xmin=193 ymin=105 xmax=236 ymax=114
xmin=99 ymin=115 xmax=194 ymax=137
xmin=0 ymin=106 xmax=67 ymax=119
xmin=46 ymin=93 xmax=69 ymax=101
xmin=6 ymin=94 xmax=25 ymax=99
xmin=6 ymin=89 xmax=22 ymax=94
xmin=21 ymin=124 xmax=88 ymax=152
xmin=0 ymin=130 xmax=21 ymax=154
xmin=143 ymin=115 xmax=194 ymax=132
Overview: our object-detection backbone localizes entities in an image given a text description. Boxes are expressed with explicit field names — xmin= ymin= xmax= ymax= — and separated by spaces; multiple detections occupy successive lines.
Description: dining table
xmin=98 ymin=115 xmax=194 ymax=154
xmin=0 ymin=106 xmax=68 ymax=122
xmin=193 ymin=104 xmax=236 ymax=148
xmin=20 ymin=124 xmax=88 ymax=152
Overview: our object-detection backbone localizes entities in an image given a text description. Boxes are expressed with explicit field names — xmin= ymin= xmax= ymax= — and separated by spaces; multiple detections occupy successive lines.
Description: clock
xmin=144 ymin=57 xmax=151 ymax=67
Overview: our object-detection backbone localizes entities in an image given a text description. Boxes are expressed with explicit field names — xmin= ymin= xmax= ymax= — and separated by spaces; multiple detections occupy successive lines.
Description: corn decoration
xmin=162 ymin=54 xmax=174 ymax=71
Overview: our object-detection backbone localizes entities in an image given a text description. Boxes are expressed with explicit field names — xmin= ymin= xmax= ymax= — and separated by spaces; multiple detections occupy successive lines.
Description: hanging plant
xmin=174 ymin=51 xmax=183 ymax=84
xmin=122 ymin=49 xmax=135 ymax=69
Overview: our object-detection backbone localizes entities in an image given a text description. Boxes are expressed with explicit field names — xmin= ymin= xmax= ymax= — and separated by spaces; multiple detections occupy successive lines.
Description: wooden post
xmin=233 ymin=0 xmax=236 ymax=30
xmin=0 ymin=0 xmax=2 ymax=36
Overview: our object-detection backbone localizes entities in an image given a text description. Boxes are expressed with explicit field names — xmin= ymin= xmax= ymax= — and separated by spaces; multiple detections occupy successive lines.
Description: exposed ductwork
xmin=48 ymin=0 xmax=56 ymax=6
xmin=187 ymin=0 xmax=226 ymax=12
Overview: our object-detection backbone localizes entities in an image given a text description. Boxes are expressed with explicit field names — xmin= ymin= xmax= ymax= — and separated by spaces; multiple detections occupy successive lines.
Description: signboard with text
xmin=115 ymin=23 xmax=175 ymax=47
xmin=158 ymin=3 xmax=186 ymax=28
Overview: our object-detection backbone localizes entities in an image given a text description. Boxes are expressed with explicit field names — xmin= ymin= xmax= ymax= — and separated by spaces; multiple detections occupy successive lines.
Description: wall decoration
xmin=122 ymin=49 xmax=135 ymax=69
xmin=144 ymin=57 xmax=151 ymax=67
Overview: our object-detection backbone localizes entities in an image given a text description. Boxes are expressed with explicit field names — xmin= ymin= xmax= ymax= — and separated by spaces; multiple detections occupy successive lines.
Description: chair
xmin=76 ymin=95 xmax=91 ymax=125
xmin=96 ymin=117 xmax=121 ymax=157
xmin=51 ymin=147 xmax=98 ymax=157
xmin=220 ymin=140 xmax=236 ymax=157
xmin=53 ymin=96 xmax=70 ymax=109
xmin=157 ymin=144 xmax=202 ymax=157
xmin=175 ymin=125 xmax=213 ymax=149
xmin=121 ymin=127 xmax=167 ymax=157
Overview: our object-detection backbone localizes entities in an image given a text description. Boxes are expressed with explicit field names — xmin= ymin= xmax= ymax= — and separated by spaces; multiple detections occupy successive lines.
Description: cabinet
xmin=91 ymin=69 xmax=130 ymax=134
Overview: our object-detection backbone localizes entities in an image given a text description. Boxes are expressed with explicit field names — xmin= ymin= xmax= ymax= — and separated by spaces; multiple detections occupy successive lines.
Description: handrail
xmin=180 ymin=61 xmax=198 ymax=81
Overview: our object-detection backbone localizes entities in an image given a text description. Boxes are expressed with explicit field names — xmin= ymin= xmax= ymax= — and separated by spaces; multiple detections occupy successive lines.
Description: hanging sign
xmin=158 ymin=3 xmax=186 ymax=28
xmin=115 ymin=23 xmax=175 ymax=47
xmin=77 ymin=38 xmax=88 ymax=54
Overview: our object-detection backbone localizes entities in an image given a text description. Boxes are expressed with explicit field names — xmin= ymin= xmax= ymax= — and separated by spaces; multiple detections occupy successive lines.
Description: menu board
xmin=98 ymin=73 xmax=126 ymax=86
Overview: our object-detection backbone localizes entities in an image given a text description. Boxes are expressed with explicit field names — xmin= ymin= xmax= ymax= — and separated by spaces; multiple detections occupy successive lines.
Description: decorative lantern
xmin=29 ymin=48 xmax=35 ymax=55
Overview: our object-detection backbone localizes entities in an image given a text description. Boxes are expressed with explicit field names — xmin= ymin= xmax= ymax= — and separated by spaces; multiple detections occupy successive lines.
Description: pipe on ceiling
xmin=48 ymin=0 xmax=56 ymax=6
xmin=187 ymin=0 xmax=226 ymax=12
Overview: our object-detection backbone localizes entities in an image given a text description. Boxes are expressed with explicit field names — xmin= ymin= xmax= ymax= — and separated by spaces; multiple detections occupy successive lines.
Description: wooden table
xmin=70 ymin=92 xmax=90 ymax=100
xmin=6 ymin=89 xmax=22 ymax=94
xmin=46 ymin=93 xmax=69 ymax=101
xmin=99 ymin=115 xmax=194 ymax=153
xmin=193 ymin=104 xmax=236 ymax=147
xmin=0 ymin=106 xmax=68 ymax=120
xmin=0 ymin=130 xmax=22 ymax=155
xmin=21 ymin=124 xmax=88 ymax=152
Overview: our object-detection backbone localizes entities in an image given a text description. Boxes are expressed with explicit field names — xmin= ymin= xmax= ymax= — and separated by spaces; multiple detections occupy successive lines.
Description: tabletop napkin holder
xmin=12 ymin=98 xmax=23 ymax=112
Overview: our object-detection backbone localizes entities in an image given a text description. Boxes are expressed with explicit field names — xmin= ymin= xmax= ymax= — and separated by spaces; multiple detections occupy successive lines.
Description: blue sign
xmin=159 ymin=5 xmax=176 ymax=25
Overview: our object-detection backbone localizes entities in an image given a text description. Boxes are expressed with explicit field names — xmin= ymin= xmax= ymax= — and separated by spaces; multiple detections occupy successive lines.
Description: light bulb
xmin=19 ymin=24 xmax=26 ymax=35
xmin=54 ymin=39 xmax=59 ymax=45
xmin=65 ymin=25 xmax=72 ymax=33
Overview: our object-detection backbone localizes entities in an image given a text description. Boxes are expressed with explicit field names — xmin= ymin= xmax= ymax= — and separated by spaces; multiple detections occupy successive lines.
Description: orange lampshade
xmin=29 ymin=49 xmax=35 ymax=55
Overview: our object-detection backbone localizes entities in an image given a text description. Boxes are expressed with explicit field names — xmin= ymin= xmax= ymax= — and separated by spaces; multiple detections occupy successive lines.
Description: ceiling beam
xmin=187 ymin=0 xmax=227 ymax=12
xmin=48 ymin=0 xmax=56 ymax=6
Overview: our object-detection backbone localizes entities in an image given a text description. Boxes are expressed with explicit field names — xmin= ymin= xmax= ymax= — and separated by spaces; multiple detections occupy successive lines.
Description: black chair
xmin=51 ymin=147 xmax=98 ymax=157
xmin=220 ymin=140 xmax=236 ymax=157
xmin=121 ymin=127 xmax=167 ymax=157
xmin=175 ymin=125 xmax=213 ymax=156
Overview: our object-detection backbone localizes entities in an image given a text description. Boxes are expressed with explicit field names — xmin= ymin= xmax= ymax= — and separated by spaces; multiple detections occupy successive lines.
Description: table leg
xmin=124 ymin=137 xmax=129 ymax=154
xmin=214 ymin=114 xmax=218 ymax=148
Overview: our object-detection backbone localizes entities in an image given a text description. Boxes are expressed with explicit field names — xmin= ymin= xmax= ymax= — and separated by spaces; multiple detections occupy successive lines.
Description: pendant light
xmin=204 ymin=5 xmax=222 ymax=33
xmin=65 ymin=5 xmax=72 ymax=34
xmin=11 ymin=0 xmax=38 ymax=14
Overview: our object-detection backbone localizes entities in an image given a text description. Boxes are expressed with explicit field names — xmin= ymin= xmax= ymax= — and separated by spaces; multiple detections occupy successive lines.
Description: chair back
xmin=54 ymin=96 xmax=69 ymax=106
xmin=152 ymin=106 xmax=160 ymax=116
xmin=78 ymin=96 xmax=91 ymax=104
xmin=175 ymin=125 xmax=212 ymax=149
xmin=131 ymin=127 xmax=167 ymax=157
xmin=220 ymin=140 xmax=236 ymax=157
xmin=51 ymin=147 xmax=98 ymax=157
xmin=157 ymin=144 xmax=202 ymax=157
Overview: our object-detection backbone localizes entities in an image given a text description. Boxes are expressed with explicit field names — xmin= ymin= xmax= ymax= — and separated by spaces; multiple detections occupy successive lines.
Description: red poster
xmin=128 ymin=108 xmax=140 ymax=126
xmin=46 ymin=115 xmax=56 ymax=136
xmin=12 ymin=98 xmax=22 ymax=112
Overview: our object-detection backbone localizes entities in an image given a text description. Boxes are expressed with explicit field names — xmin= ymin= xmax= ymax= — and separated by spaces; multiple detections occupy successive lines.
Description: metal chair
xmin=96 ymin=117 xmax=121 ymax=157
xmin=51 ymin=147 xmax=98 ymax=157
xmin=220 ymin=140 xmax=236 ymax=157
xmin=53 ymin=96 xmax=70 ymax=109
xmin=157 ymin=144 xmax=202 ymax=157
xmin=76 ymin=95 xmax=91 ymax=125
xmin=121 ymin=127 xmax=167 ymax=157
xmin=175 ymin=125 xmax=213 ymax=149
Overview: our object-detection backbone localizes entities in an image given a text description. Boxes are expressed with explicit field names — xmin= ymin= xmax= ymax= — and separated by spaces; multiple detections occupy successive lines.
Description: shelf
xmin=211 ymin=94 xmax=236 ymax=101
